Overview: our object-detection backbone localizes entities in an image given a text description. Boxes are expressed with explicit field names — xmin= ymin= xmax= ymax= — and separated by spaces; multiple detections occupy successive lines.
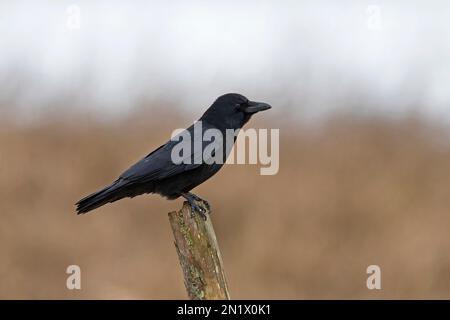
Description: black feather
xmin=75 ymin=93 xmax=271 ymax=214
xmin=76 ymin=179 xmax=126 ymax=214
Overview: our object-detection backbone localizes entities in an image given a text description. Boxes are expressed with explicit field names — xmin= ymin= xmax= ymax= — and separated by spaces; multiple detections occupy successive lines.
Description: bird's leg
xmin=186 ymin=192 xmax=211 ymax=211
xmin=181 ymin=192 xmax=208 ymax=220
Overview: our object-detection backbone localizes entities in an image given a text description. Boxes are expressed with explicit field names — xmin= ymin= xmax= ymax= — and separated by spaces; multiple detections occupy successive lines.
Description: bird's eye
xmin=235 ymin=100 xmax=249 ymax=112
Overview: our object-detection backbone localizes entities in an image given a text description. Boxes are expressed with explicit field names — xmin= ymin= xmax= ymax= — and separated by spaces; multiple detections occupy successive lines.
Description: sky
xmin=0 ymin=0 xmax=449 ymax=122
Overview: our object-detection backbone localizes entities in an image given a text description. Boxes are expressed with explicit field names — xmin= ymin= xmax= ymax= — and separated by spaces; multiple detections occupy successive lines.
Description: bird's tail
xmin=76 ymin=179 xmax=126 ymax=214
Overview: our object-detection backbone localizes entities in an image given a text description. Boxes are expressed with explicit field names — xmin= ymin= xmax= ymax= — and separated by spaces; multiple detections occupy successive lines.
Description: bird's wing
xmin=119 ymin=123 xmax=223 ymax=183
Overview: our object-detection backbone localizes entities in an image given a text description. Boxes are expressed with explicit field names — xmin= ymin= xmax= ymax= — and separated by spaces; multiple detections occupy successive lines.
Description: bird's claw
xmin=190 ymin=194 xmax=211 ymax=212
xmin=188 ymin=201 xmax=208 ymax=221
xmin=181 ymin=192 xmax=210 ymax=220
xmin=202 ymin=200 xmax=210 ymax=211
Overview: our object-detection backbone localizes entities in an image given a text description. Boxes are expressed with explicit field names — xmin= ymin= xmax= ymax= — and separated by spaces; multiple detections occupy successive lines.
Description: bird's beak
xmin=244 ymin=101 xmax=272 ymax=114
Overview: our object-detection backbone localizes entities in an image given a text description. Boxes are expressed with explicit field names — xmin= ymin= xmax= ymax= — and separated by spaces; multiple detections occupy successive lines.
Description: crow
xmin=76 ymin=93 xmax=271 ymax=219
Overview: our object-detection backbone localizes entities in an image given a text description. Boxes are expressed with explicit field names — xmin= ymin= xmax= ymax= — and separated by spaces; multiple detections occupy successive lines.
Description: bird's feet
xmin=181 ymin=193 xmax=210 ymax=220
xmin=188 ymin=201 xmax=208 ymax=221
xmin=188 ymin=193 xmax=211 ymax=211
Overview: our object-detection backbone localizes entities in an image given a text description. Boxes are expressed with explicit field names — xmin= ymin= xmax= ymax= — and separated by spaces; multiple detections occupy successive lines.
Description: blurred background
xmin=1 ymin=0 xmax=450 ymax=299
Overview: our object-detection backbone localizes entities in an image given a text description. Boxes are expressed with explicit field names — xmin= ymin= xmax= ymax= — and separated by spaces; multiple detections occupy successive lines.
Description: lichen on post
xmin=168 ymin=201 xmax=230 ymax=300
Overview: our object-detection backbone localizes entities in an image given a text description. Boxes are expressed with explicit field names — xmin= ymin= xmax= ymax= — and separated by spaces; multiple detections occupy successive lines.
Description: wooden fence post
xmin=168 ymin=201 xmax=230 ymax=300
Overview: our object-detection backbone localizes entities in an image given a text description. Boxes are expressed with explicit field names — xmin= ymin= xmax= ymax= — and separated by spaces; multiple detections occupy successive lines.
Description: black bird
xmin=76 ymin=93 xmax=271 ymax=219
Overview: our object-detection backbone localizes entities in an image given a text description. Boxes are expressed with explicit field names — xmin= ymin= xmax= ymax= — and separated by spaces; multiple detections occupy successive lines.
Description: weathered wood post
xmin=168 ymin=201 xmax=230 ymax=300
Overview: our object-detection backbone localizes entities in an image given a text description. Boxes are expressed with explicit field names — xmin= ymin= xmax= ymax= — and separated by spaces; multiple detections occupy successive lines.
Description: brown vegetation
xmin=1 ymin=112 xmax=450 ymax=299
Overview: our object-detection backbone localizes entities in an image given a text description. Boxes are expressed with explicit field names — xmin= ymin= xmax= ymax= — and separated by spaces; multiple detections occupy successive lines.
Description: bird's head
xmin=200 ymin=93 xmax=272 ymax=130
